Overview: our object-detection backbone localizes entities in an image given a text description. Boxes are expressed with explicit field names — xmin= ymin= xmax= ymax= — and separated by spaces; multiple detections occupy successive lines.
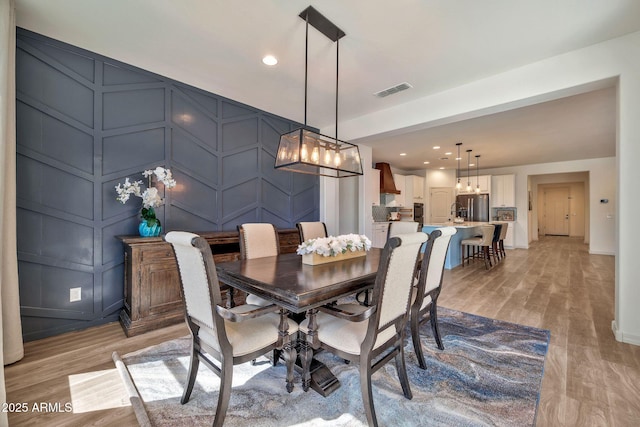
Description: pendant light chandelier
xmin=275 ymin=6 xmax=363 ymax=178
xmin=466 ymin=149 xmax=473 ymax=192
xmin=455 ymin=142 xmax=462 ymax=190
xmin=475 ymin=154 xmax=481 ymax=194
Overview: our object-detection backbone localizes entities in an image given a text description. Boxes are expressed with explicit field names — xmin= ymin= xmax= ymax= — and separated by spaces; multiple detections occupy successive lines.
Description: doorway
xmin=543 ymin=187 xmax=570 ymax=235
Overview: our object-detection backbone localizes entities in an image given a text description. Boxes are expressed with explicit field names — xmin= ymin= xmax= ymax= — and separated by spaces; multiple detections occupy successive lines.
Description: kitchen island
xmin=422 ymin=222 xmax=491 ymax=269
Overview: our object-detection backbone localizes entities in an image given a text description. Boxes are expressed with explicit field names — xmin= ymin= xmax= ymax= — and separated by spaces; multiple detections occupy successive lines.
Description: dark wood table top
xmin=216 ymin=248 xmax=382 ymax=313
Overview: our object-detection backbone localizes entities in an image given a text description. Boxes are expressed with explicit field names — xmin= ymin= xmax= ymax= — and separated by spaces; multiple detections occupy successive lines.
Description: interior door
xmin=430 ymin=187 xmax=454 ymax=224
xmin=544 ymin=187 xmax=570 ymax=235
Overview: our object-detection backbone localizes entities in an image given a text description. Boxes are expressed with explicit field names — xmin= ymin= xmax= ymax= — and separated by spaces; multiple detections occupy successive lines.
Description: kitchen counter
xmin=423 ymin=221 xmax=491 ymax=229
xmin=422 ymin=222 xmax=493 ymax=269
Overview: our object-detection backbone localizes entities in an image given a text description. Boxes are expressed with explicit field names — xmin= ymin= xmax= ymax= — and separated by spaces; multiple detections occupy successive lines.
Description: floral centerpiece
xmin=115 ymin=166 xmax=177 ymax=237
xmin=297 ymin=233 xmax=372 ymax=265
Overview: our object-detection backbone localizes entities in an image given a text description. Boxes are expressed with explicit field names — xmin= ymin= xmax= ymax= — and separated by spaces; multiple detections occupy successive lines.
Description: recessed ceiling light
xmin=262 ymin=55 xmax=278 ymax=66
xmin=400 ymin=153 xmax=407 ymax=156
xmin=469 ymin=163 xmax=475 ymax=167
xmin=439 ymin=167 xmax=445 ymax=170
xmin=433 ymin=146 xmax=440 ymax=150
xmin=455 ymin=157 xmax=462 ymax=160
xmin=423 ymin=161 xmax=430 ymax=164
xmin=445 ymin=152 xmax=452 ymax=155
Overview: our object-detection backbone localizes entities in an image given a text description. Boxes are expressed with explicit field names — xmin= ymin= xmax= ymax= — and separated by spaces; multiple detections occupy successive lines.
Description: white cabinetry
xmin=491 ymin=174 xmax=516 ymax=207
xmin=412 ymin=176 xmax=425 ymax=202
xmin=503 ymin=221 xmax=515 ymax=248
xmin=372 ymin=222 xmax=390 ymax=248
xmin=370 ymin=168 xmax=380 ymax=206
xmin=404 ymin=176 xmax=414 ymax=205
xmin=458 ymin=175 xmax=491 ymax=194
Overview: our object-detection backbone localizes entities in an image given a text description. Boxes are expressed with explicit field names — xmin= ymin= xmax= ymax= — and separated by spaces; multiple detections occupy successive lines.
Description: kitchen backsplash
xmin=373 ymin=205 xmax=397 ymax=222
xmin=492 ymin=207 xmax=517 ymax=221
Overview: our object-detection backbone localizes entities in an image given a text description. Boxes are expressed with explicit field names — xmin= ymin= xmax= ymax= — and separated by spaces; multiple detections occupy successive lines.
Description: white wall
xmin=336 ymin=31 xmax=640 ymax=345
xmin=482 ymin=158 xmax=613 ymax=253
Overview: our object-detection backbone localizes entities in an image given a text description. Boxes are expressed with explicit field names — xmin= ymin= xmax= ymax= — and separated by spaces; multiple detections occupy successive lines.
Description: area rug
xmin=113 ymin=308 xmax=550 ymax=427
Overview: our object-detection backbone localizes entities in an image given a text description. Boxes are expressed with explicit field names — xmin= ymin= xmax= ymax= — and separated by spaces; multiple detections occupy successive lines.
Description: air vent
xmin=373 ymin=82 xmax=413 ymax=98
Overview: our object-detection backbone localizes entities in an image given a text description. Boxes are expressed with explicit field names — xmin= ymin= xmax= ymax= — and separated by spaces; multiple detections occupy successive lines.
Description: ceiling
xmin=15 ymin=0 xmax=640 ymax=171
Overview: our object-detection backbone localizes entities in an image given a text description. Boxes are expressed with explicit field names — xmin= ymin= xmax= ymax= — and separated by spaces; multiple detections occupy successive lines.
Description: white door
xmin=544 ymin=188 xmax=570 ymax=235
xmin=430 ymin=187 xmax=454 ymax=224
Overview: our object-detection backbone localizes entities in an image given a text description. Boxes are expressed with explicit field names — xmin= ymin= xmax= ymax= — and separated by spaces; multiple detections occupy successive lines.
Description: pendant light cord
xmin=304 ymin=15 xmax=309 ymax=127
xmin=335 ymin=37 xmax=339 ymax=141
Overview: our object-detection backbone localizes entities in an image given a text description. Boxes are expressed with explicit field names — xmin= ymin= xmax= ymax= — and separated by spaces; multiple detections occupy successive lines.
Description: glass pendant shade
xmin=276 ymin=128 xmax=363 ymax=177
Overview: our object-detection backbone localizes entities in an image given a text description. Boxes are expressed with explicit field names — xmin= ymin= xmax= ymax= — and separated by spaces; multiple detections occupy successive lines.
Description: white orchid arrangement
xmin=115 ymin=167 xmax=177 ymax=226
xmin=297 ymin=233 xmax=372 ymax=257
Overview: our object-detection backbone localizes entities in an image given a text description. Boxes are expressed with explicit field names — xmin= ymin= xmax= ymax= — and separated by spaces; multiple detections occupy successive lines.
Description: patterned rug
xmin=113 ymin=308 xmax=550 ymax=427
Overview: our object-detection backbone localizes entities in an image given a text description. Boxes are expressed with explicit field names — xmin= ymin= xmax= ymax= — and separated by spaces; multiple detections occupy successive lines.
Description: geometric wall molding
xmin=16 ymin=28 xmax=319 ymax=340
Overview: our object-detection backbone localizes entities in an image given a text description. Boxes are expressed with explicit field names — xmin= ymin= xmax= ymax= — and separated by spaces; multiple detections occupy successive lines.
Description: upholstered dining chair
xmin=461 ymin=224 xmax=495 ymax=269
xmin=238 ymin=223 xmax=280 ymax=306
xmin=299 ymin=232 xmax=428 ymax=427
xmin=387 ymin=221 xmax=420 ymax=239
xmin=164 ymin=231 xmax=299 ymax=427
xmin=410 ymin=226 xmax=457 ymax=369
xmin=296 ymin=221 xmax=328 ymax=243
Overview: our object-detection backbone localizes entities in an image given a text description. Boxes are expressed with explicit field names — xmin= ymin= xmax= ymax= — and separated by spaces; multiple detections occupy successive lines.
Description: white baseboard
xmin=612 ymin=320 xmax=640 ymax=346
xmin=589 ymin=250 xmax=615 ymax=256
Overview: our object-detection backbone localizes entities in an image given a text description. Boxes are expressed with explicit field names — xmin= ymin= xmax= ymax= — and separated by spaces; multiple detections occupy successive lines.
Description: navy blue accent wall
xmin=15 ymin=28 xmax=319 ymax=340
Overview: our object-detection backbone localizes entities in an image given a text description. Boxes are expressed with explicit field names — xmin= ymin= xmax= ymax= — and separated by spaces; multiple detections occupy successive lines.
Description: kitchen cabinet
xmin=457 ymin=174 xmax=491 ymax=194
xmin=370 ymin=168 xmax=380 ymax=206
xmin=502 ymin=221 xmax=515 ymax=248
xmin=491 ymin=174 xmax=516 ymax=207
xmin=404 ymin=176 xmax=414 ymax=205
xmin=393 ymin=174 xmax=406 ymax=206
xmin=505 ymin=222 xmax=515 ymax=248
xmin=412 ymin=176 xmax=425 ymax=202
xmin=372 ymin=222 xmax=390 ymax=248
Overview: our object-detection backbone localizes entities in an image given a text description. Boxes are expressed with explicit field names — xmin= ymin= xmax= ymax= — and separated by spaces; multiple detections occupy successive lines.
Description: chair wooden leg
xmin=360 ymin=363 xmax=378 ymax=427
xmin=394 ymin=345 xmax=413 ymax=400
xmin=483 ymin=246 xmax=491 ymax=269
xmin=500 ymin=240 xmax=506 ymax=257
xmin=213 ymin=358 xmax=233 ymax=427
xmin=181 ymin=341 xmax=200 ymax=404
xmin=430 ymin=303 xmax=444 ymax=350
xmin=411 ymin=308 xmax=427 ymax=370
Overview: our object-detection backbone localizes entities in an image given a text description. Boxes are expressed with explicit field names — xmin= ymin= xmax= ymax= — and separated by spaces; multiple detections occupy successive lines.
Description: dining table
xmin=216 ymin=248 xmax=382 ymax=396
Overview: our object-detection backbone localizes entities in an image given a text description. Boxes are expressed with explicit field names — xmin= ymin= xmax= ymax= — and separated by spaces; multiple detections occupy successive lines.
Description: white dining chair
xmin=299 ymin=232 xmax=428 ymax=427
xmin=410 ymin=226 xmax=456 ymax=369
xmin=164 ymin=231 xmax=299 ymax=427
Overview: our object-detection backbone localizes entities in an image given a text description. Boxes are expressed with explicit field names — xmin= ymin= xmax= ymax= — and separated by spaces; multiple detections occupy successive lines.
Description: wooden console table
xmin=117 ymin=229 xmax=300 ymax=337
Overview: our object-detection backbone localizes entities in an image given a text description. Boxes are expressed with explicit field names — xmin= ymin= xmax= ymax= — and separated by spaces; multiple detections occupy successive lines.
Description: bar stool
xmin=497 ymin=222 xmax=508 ymax=258
xmin=461 ymin=225 xmax=495 ymax=269
xmin=490 ymin=223 xmax=503 ymax=264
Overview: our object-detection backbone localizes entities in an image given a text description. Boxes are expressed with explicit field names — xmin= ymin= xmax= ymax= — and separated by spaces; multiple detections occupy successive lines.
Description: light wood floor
xmin=5 ymin=236 xmax=639 ymax=426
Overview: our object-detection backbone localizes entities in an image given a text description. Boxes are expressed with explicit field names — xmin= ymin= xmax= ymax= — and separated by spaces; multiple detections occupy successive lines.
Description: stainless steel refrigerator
xmin=456 ymin=194 xmax=490 ymax=222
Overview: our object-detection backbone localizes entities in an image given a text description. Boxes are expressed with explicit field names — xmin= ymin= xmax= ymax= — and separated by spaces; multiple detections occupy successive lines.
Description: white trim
xmin=589 ymin=250 xmax=615 ymax=256
xmin=612 ymin=320 xmax=640 ymax=345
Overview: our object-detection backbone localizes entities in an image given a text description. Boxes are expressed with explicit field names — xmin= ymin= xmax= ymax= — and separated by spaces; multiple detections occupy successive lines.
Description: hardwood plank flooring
xmin=5 ymin=236 xmax=639 ymax=426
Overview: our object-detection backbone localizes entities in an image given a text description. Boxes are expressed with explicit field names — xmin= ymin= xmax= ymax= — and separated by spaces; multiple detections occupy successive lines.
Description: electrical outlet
xmin=70 ymin=287 xmax=82 ymax=302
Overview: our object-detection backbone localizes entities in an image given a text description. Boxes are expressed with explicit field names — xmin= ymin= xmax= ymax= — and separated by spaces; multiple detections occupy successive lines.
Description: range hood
xmin=375 ymin=162 xmax=400 ymax=194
